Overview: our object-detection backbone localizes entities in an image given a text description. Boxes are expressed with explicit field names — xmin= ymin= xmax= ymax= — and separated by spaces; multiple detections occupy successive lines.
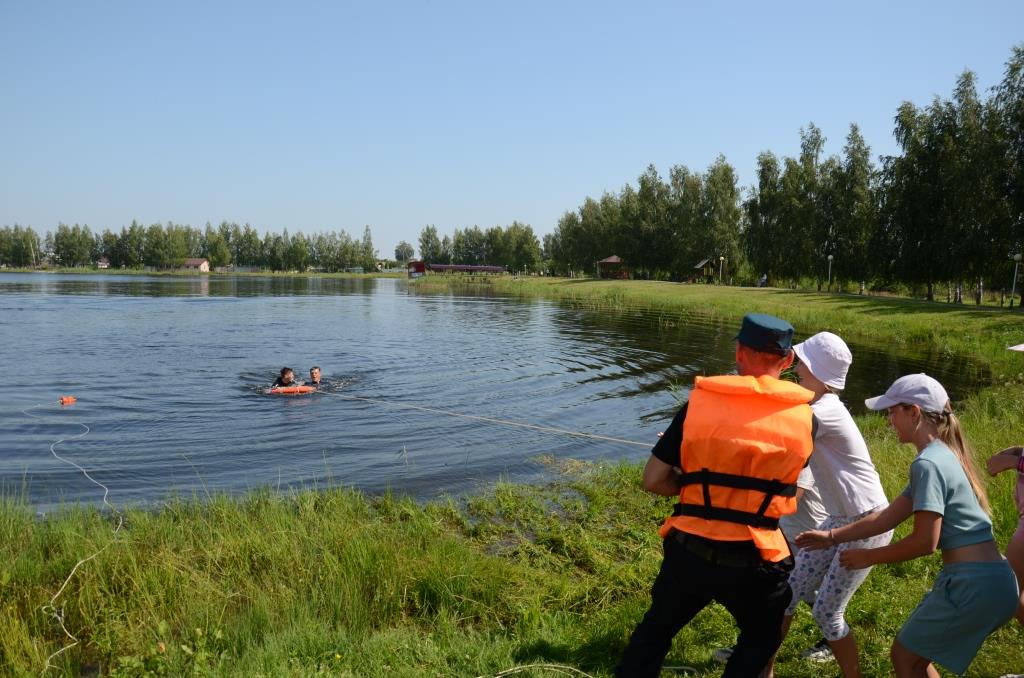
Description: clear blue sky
xmin=2 ymin=1 xmax=1022 ymax=259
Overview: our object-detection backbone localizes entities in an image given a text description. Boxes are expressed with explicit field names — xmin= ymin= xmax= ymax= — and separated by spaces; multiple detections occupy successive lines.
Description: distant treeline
xmin=0 ymin=221 xmax=379 ymax=272
xmin=413 ymin=222 xmax=543 ymax=272
xmin=541 ymin=46 xmax=1024 ymax=300
xmin=5 ymin=48 xmax=1023 ymax=297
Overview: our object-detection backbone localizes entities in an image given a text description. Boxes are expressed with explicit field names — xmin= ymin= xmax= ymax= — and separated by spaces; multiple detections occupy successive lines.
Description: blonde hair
xmin=922 ymin=408 xmax=992 ymax=515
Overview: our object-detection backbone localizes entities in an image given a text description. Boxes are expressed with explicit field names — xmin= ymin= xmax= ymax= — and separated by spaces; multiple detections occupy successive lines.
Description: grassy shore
xmin=415 ymin=276 xmax=1024 ymax=380
xmin=3 ymin=279 xmax=1024 ymax=677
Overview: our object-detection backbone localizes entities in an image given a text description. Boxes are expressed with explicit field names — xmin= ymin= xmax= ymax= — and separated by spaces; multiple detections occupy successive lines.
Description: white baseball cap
xmin=793 ymin=332 xmax=852 ymax=390
xmin=864 ymin=373 xmax=950 ymax=414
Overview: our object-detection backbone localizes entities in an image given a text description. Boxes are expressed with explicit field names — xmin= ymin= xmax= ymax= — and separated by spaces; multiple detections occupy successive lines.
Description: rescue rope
xmin=21 ymin=389 xmax=649 ymax=674
xmin=321 ymin=391 xmax=651 ymax=449
xmin=22 ymin=401 xmax=124 ymax=676
xmin=477 ymin=664 xmax=595 ymax=677
xmin=475 ymin=662 xmax=695 ymax=676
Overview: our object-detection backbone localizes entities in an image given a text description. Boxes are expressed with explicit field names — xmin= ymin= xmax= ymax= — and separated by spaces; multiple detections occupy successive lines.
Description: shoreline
xmin=3 ymin=279 xmax=1023 ymax=676
xmin=415 ymin=275 xmax=1024 ymax=379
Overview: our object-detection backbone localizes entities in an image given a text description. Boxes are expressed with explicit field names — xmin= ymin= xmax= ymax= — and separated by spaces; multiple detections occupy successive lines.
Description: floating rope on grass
xmin=321 ymin=392 xmax=651 ymax=448
xmin=22 ymin=399 xmax=124 ymax=676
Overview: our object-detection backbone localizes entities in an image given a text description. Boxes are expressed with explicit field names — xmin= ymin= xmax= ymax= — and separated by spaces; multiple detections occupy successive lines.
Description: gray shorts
xmin=897 ymin=560 xmax=1018 ymax=674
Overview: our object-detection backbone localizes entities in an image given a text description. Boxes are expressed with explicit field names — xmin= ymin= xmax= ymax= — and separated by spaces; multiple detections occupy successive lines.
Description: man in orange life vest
xmin=615 ymin=313 xmax=816 ymax=678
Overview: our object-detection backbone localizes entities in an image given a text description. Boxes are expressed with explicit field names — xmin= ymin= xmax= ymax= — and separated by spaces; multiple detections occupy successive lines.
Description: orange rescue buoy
xmin=269 ymin=385 xmax=316 ymax=395
xmin=59 ymin=396 xmax=77 ymax=405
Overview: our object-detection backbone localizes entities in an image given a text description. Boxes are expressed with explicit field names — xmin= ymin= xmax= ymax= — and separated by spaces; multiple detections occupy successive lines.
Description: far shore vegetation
xmin=3 ymin=278 xmax=1023 ymax=676
xmin=0 ymin=266 xmax=404 ymax=280
xmin=5 ymin=45 xmax=1024 ymax=302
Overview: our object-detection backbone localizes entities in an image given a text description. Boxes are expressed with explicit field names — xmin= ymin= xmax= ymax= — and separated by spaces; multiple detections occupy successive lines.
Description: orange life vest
xmin=658 ymin=374 xmax=815 ymax=562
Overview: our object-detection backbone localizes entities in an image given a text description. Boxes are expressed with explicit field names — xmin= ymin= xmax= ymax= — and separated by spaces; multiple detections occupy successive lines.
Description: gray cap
xmin=864 ymin=373 xmax=949 ymax=414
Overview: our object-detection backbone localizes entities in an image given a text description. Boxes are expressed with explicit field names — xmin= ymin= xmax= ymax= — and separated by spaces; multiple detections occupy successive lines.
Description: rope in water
xmin=326 ymin=391 xmax=674 ymax=678
xmin=22 ymin=402 xmax=124 ymax=676
xmin=23 ymin=389 xmax=650 ymax=674
xmin=321 ymin=391 xmax=652 ymax=449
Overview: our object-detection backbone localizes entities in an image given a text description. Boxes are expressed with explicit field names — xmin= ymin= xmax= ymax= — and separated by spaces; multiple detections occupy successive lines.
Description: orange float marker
xmin=59 ymin=396 xmax=77 ymax=405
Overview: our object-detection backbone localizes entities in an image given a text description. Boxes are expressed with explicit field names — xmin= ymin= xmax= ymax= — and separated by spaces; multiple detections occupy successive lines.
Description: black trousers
xmin=615 ymin=533 xmax=793 ymax=678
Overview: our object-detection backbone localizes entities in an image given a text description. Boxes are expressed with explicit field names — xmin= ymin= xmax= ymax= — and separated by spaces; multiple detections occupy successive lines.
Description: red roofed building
xmin=182 ymin=258 xmax=210 ymax=272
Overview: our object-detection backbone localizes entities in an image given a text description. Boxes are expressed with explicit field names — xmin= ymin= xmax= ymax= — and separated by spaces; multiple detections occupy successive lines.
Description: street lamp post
xmin=718 ymin=256 xmax=725 ymax=284
xmin=827 ymin=254 xmax=834 ymax=292
xmin=1011 ymin=253 xmax=1022 ymax=309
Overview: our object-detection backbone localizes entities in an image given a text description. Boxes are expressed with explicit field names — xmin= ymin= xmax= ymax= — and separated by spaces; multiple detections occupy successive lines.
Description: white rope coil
xmin=22 ymin=402 xmax=123 ymax=676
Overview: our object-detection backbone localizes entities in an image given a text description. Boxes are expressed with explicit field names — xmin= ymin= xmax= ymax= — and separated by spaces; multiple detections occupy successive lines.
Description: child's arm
xmin=796 ymin=495 xmax=913 ymax=550
xmin=839 ymin=509 xmax=942 ymax=569
xmin=987 ymin=445 xmax=1023 ymax=476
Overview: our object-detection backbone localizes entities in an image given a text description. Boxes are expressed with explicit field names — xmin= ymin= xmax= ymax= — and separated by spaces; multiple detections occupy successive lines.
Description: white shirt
xmin=780 ymin=465 xmax=829 ymax=544
xmin=807 ymin=393 xmax=888 ymax=517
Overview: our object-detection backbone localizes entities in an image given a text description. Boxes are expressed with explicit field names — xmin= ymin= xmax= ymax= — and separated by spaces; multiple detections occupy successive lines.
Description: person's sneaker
xmin=801 ymin=638 xmax=834 ymax=662
xmin=711 ymin=646 xmax=734 ymax=664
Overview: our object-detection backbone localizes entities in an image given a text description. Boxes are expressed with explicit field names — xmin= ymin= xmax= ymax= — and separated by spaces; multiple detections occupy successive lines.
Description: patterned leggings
xmin=785 ymin=511 xmax=893 ymax=641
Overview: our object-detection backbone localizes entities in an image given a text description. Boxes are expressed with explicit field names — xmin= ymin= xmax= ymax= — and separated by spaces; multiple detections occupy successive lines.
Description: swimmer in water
xmin=272 ymin=367 xmax=295 ymax=388
xmin=309 ymin=365 xmax=323 ymax=387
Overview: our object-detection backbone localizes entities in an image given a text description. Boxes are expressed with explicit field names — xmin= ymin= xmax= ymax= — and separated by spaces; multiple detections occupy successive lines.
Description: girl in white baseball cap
xmin=765 ymin=332 xmax=891 ymax=678
xmin=798 ymin=373 xmax=1018 ymax=677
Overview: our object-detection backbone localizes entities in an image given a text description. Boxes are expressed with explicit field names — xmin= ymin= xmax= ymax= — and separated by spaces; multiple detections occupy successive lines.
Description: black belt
xmin=671 ymin=530 xmax=763 ymax=568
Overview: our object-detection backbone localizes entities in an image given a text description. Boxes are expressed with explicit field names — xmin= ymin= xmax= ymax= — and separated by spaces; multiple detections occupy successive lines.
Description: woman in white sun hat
xmin=798 ymin=372 xmax=1018 ymax=677
xmin=763 ymin=332 xmax=891 ymax=678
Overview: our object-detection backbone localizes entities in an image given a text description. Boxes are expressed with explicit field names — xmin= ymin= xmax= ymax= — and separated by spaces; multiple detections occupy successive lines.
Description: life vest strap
xmin=672 ymin=502 xmax=781 ymax=530
xmin=674 ymin=467 xmax=797 ymax=530
xmin=677 ymin=469 xmax=798 ymax=498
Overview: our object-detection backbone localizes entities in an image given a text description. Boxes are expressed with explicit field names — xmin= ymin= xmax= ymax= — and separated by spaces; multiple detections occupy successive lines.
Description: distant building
xmin=597 ymin=255 xmax=630 ymax=279
xmin=427 ymin=264 xmax=505 ymax=275
xmin=96 ymin=257 xmax=110 ymax=269
xmin=693 ymin=257 xmax=716 ymax=284
xmin=407 ymin=260 xmax=426 ymax=278
xmin=182 ymin=258 xmax=210 ymax=273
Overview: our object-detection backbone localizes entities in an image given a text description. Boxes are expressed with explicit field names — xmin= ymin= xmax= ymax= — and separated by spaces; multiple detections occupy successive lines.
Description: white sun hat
xmin=793 ymin=331 xmax=852 ymax=390
xmin=864 ymin=373 xmax=950 ymax=414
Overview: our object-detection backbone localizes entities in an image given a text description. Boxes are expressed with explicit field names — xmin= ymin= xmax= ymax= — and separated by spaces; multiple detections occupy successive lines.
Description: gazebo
xmin=597 ymin=255 xmax=630 ymax=279
xmin=693 ymin=258 xmax=715 ymax=283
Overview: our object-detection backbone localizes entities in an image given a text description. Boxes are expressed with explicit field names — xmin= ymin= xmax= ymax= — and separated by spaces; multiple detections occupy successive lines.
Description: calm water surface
xmin=0 ymin=274 xmax=990 ymax=513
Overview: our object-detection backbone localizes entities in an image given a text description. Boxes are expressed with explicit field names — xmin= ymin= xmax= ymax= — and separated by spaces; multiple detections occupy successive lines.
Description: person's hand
xmin=839 ymin=548 xmax=874 ymax=570
xmin=987 ymin=446 xmax=1022 ymax=476
xmin=795 ymin=530 xmax=831 ymax=551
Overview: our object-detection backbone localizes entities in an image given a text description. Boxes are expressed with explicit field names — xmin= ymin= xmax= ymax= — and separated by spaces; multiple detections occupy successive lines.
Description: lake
xmin=0 ymin=273 xmax=991 ymax=513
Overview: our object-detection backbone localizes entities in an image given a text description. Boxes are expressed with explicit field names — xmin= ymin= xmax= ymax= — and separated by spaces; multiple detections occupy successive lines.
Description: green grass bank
xmin=415 ymin=276 xmax=1024 ymax=379
xmin=3 ymin=279 xmax=1024 ymax=677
